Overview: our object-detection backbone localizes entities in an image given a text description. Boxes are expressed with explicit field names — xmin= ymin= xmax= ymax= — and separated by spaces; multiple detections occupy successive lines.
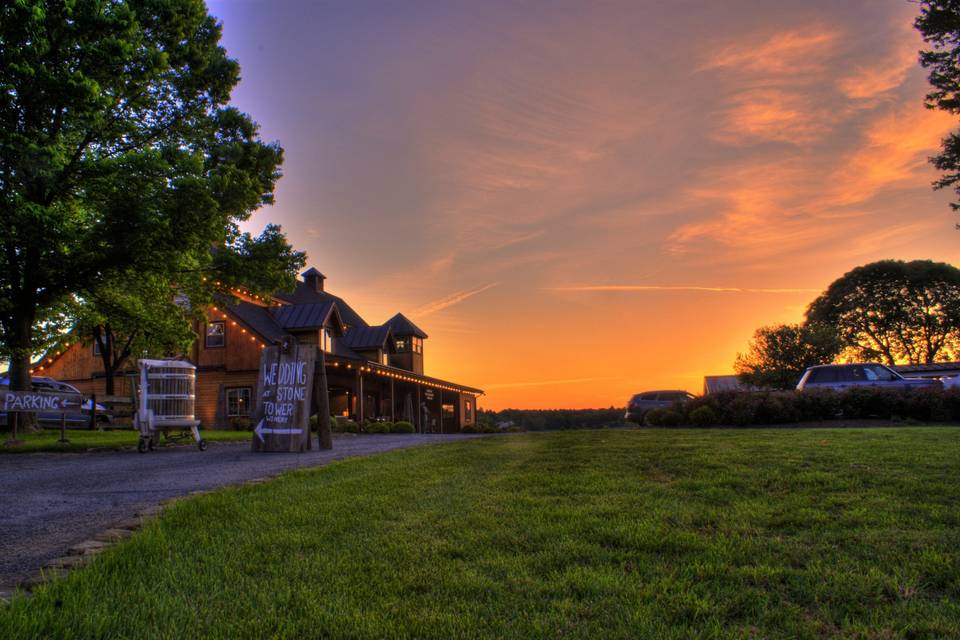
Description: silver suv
xmin=625 ymin=390 xmax=696 ymax=423
xmin=796 ymin=363 xmax=941 ymax=392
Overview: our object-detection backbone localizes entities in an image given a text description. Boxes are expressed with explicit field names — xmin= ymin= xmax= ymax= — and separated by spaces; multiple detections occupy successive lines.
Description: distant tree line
xmin=478 ymin=408 xmax=625 ymax=431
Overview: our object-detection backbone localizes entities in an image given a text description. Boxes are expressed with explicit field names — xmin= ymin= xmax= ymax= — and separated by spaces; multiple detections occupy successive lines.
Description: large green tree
xmin=917 ymin=1 xmax=960 ymax=211
xmin=66 ymin=224 xmax=305 ymax=396
xmin=806 ymin=260 xmax=960 ymax=365
xmin=0 ymin=1 xmax=292 ymax=408
xmin=734 ymin=324 xmax=841 ymax=390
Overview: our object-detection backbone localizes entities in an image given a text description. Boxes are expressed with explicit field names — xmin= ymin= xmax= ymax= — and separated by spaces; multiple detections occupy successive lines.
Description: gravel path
xmin=0 ymin=433 xmax=485 ymax=585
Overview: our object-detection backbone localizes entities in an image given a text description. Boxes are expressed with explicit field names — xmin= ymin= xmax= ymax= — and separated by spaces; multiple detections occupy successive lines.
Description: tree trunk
xmin=96 ymin=326 xmax=116 ymax=396
xmin=315 ymin=349 xmax=333 ymax=450
xmin=5 ymin=309 xmax=39 ymax=433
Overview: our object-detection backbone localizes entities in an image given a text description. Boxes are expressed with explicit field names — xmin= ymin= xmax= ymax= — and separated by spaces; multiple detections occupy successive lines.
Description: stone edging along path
xmin=0 ymin=473 xmax=277 ymax=604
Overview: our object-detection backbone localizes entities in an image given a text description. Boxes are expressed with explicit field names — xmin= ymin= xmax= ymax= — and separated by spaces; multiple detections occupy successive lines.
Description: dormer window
xmin=381 ymin=351 xmax=389 ymax=365
xmin=205 ymin=321 xmax=225 ymax=348
xmin=395 ymin=336 xmax=422 ymax=353
xmin=321 ymin=327 xmax=333 ymax=352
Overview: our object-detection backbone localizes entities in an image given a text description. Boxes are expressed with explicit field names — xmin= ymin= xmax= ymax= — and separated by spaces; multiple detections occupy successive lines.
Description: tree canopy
xmin=734 ymin=324 xmax=841 ymax=391
xmin=806 ymin=260 xmax=960 ymax=365
xmin=917 ymin=0 xmax=960 ymax=211
xmin=0 ymin=0 xmax=301 ymax=403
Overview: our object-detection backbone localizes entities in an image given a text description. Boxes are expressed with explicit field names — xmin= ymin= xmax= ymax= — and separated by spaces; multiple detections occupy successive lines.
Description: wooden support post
xmin=416 ymin=384 xmax=422 ymax=433
xmin=59 ymin=412 xmax=68 ymax=444
xmin=89 ymin=393 xmax=97 ymax=430
xmin=315 ymin=349 xmax=333 ymax=450
xmin=357 ymin=371 xmax=364 ymax=424
xmin=390 ymin=379 xmax=395 ymax=422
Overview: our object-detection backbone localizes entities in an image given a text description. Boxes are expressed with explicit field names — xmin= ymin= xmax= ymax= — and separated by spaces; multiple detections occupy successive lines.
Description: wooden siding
xmin=196 ymin=369 xmax=259 ymax=429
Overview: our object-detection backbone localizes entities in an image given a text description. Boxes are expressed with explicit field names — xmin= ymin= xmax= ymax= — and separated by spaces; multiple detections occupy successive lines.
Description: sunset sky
xmin=207 ymin=0 xmax=960 ymax=410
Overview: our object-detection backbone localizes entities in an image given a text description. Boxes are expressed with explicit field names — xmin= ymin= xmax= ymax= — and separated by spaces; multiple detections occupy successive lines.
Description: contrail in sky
xmin=484 ymin=376 xmax=619 ymax=390
xmin=416 ymin=283 xmax=499 ymax=316
xmin=546 ymin=285 xmax=820 ymax=294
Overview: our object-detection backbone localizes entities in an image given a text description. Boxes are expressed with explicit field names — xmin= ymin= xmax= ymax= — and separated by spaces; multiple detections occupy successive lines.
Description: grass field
xmin=0 ymin=427 xmax=252 ymax=453
xmin=2 ymin=428 xmax=959 ymax=639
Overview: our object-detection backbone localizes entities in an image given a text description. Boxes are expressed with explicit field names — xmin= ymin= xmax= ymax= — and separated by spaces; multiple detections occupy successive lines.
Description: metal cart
xmin=134 ymin=359 xmax=206 ymax=453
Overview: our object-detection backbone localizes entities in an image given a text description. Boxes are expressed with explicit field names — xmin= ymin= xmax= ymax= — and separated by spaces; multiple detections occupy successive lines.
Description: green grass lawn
xmin=0 ymin=427 xmax=252 ymax=453
xmin=3 ymin=428 xmax=959 ymax=639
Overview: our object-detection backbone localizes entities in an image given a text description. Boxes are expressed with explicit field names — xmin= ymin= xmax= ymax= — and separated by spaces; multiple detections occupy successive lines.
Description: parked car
xmin=942 ymin=375 xmax=960 ymax=390
xmin=0 ymin=376 xmax=112 ymax=426
xmin=796 ymin=363 xmax=942 ymax=392
xmin=625 ymin=390 xmax=696 ymax=423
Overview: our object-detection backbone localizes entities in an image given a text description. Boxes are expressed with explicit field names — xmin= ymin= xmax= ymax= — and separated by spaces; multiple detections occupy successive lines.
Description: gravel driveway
xmin=0 ymin=433 xmax=485 ymax=586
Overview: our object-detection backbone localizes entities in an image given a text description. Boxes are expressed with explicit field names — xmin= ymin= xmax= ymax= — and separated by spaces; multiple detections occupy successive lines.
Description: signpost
xmin=2 ymin=391 xmax=84 ymax=445
xmin=252 ymin=341 xmax=316 ymax=453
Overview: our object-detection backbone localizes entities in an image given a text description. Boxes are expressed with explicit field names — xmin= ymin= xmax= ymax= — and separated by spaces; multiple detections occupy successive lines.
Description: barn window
xmin=226 ymin=387 xmax=251 ymax=417
xmin=205 ymin=322 xmax=225 ymax=348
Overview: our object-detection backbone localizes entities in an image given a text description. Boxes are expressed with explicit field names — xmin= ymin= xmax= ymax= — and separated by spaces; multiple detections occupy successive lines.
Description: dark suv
xmin=625 ymin=390 xmax=696 ymax=423
xmin=796 ymin=363 xmax=941 ymax=391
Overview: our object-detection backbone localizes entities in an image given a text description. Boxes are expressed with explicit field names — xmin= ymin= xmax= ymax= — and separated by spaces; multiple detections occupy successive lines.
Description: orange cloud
xmin=825 ymin=105 xmax=955 ymax=207
xmin=702 ymin=28 xmax=838 ymax=75
xmin=837 ymin=21 xmax=919 ymax=100
xmin=713 ymin=89 xmax=835 ymax=145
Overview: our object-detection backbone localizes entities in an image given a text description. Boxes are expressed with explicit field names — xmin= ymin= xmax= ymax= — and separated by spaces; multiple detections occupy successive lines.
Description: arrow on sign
xmin=254 ymin=419 xmax=304 ymax=442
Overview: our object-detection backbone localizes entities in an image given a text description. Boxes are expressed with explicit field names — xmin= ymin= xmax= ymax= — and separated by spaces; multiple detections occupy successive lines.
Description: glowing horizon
xmin=208 ymin=0 xmax=960 ymax=410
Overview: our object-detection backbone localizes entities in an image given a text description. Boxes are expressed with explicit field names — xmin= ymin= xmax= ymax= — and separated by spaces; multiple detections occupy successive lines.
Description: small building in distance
xmin=893 ymin=362 xmax=960 ymax=380
xmin=702 ymin=375 xmax=759 ymax=395
xmin=38 ymin=268 xmax=483 ymax=433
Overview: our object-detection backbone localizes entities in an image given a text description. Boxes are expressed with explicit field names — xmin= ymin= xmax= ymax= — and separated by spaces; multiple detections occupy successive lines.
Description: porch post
xmin=390 ymin=378 xmax=395 ymax=422
xmin=416 ymin=384 xmax=422 ymax=433
xmin=357 ymin=370 xmax=364 ymax=424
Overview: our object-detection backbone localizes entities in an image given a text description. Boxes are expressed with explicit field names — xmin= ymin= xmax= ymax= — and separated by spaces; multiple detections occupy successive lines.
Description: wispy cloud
xmin=713 ymin=88 xmax=836 ymax=146
xmin=837 ymin=20 xmax=918 ymax=101
xmin=701 ymin=27 xmax=838 ymax=75
xmin=415 ymin=283 xmax=499 ymax=317
xmin=546 ymin=285 xmax=821 ymax=294
xmin=485 ymin=376 xmax=619 ymax=390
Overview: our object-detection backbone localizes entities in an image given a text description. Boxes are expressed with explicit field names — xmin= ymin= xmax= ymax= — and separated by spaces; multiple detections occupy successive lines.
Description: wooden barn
xmin=37 ymin=268 xmax=483 ymax=433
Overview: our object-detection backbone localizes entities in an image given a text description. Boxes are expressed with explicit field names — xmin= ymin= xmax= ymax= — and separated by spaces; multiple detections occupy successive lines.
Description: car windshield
xmin=866 ymin=364 xmax=899 ymax=381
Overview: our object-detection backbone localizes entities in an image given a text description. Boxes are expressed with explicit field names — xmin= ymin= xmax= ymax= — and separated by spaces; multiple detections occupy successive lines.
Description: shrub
xmin=720 ymin=395 xmax=757 ymax=426
xmin=364 ymin=421 xmax=392 ymax=434
xmin=794 ymin=390 xmax=841 ymax=421
xmin=332 ymin=419 xmax=360 ymax=434
xmin=391 ymin=421 xmax=416 ymax=433
xmin=229 ymin=417 xmax=253 ymax=431
xmin=942 ymin=387 xmax=960 ymax=421
xmin=755 ymin=393 xmax=800 ymax=424
xmin=480 ymin=424 xmax=500 ymax=433
xmin=461 ymin=425 xmax=479 ymax=433
xmin=688 ymin=406 xmax=718 ymax=427
xmin=646 ymin=408 xmax=684 ymax=427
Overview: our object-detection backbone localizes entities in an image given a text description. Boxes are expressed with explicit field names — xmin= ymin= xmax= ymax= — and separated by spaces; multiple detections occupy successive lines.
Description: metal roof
xmin=270 ymin=302 xmax=339 ymax=331
xmin=273 ymin=281 xmax=368 ymax=328
xmin=341 ymin=325 xmax=393 ymax=350
xmin=222 ymin=299 xmax=287 ymax=343
xmin=384 ymin=313 xmax=428 ymax=339
xmin=894 ymin=362 xmax=960 ymax=373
